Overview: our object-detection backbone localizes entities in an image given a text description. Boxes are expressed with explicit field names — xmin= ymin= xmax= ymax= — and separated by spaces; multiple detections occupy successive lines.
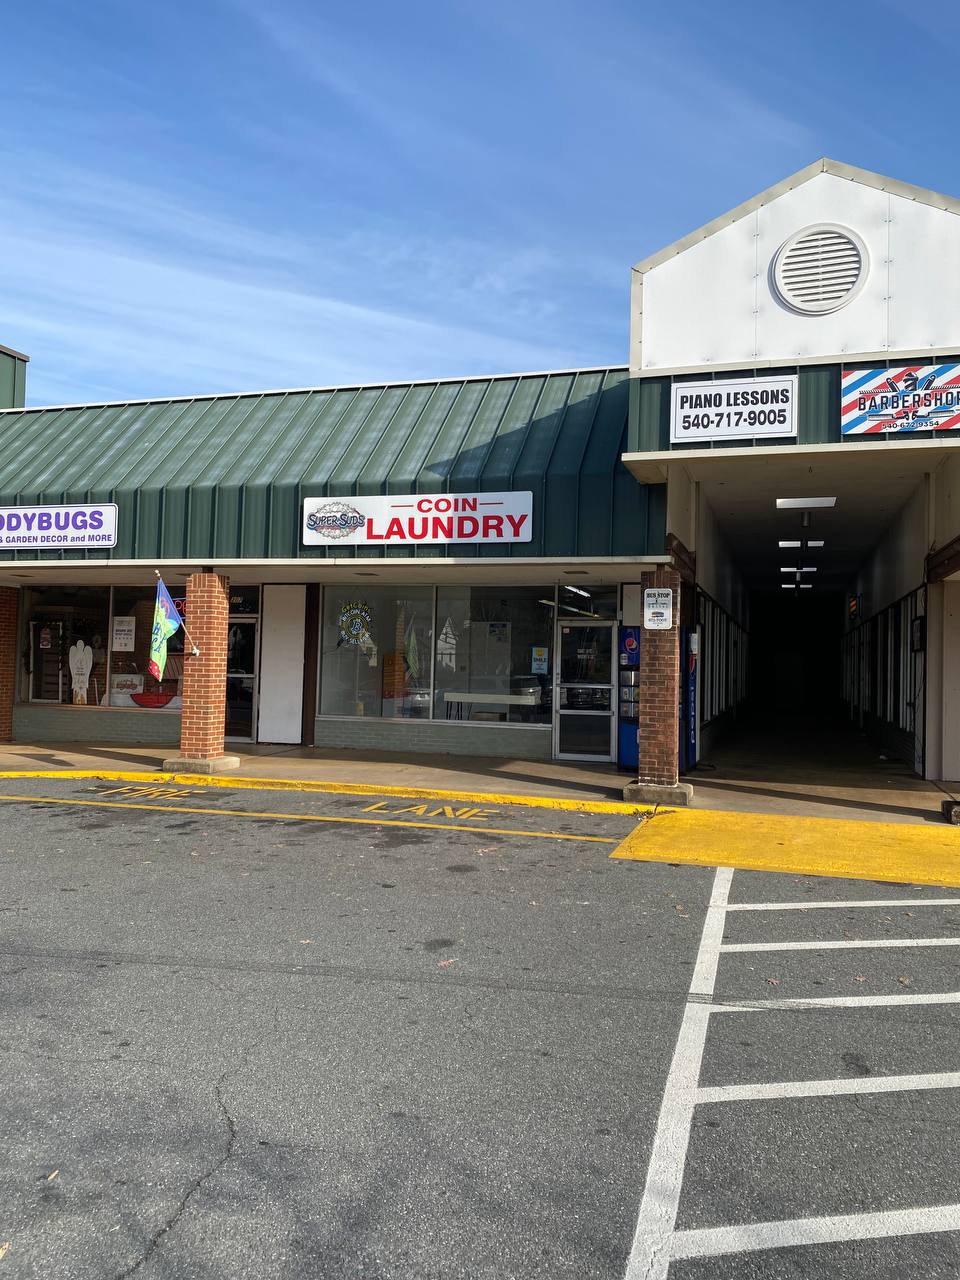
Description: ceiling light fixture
xmin=808 ymin=540 xmax=825 ymax=548
xmin=563 ymin=585 xmax=590 ymax=598
xmin=781 ymin=583 xmax=797 ymax=589
xmin=779 ymin=540 xmax=802 ymax=549
xmin=776 ymin=497 xmax=837 ymax=509
xmin=800 ymin=584 xmax=813 ymax=590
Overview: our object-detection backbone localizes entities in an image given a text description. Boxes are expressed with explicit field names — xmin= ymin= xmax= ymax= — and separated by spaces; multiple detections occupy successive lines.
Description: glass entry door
xmin=554 ymin=621 xmax=616 ymax=760
xmin=226 ymin=619 xmax=258 ymax=740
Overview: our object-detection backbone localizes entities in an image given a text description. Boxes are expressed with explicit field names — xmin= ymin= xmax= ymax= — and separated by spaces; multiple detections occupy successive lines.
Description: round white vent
xmin=772 ymin=224 xmax=868 ymax=314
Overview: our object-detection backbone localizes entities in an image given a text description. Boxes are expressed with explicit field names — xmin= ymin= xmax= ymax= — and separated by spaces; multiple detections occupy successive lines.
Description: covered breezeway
xmin=624 ymin=438 xmax=960 ymax=802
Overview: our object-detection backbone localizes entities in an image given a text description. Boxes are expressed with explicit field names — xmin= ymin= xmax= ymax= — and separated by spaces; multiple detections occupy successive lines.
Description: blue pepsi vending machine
xmin=679 ymin=629 xmax=699 ymax=772
xmin=617 ymin=626 xmax=641 ymax=770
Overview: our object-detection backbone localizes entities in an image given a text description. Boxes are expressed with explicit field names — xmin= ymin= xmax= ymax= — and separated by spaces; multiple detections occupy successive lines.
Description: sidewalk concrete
xmin=0 ymin=741 xmax=630 ymax=803
xmin=0 ymin=735 xmax=955 ymax=822
xmin=687 ymin=723 xmax=958 ymax=825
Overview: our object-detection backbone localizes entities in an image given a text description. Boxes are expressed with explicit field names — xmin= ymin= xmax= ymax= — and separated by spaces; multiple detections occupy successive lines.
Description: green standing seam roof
xmin=0 ymin=369 xmax=665 ymax=563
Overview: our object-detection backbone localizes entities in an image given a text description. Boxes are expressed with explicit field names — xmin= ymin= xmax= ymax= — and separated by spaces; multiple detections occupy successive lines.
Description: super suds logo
xmin=305 ymin=502 xmax=365 ymax=539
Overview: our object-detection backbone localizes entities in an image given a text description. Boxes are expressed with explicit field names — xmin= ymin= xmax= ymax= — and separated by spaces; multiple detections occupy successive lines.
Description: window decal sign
xmin=303 ymin=492 xmax=533 ymax=546
xmin=0 ymin=502 xmax=118 ymax=549
xmin=841 ymin=365 xmax=960 ymax=434
xmin=338 ymin=601 xmax=372 ymax=647
xmin=670 ymin=376 xmax=797 ymax=443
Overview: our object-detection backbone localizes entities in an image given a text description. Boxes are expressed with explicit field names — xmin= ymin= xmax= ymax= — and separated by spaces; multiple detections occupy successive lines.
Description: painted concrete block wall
xmin=853 ymin=481 xmax=927 ymax=618
xmin=937 ymin=582 xmax=960 ymax=781
xmin=666 ymin=464 xmax=696 ymax=554
xmin=314 ymin=717 xmax=553 ymax=760
xmin=934 ymin=451 xmax=960 ymax=549
xmin=695 ymin=491 xmax=748 ymax=624
xmin=13 ymin=705 xmax=181 ymax=745
xmin=925 ymin=582 xmax=945 ymax=780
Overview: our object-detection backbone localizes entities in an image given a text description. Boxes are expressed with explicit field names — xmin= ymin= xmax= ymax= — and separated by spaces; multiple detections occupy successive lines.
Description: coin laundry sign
xmin=302 ymin=492 xmax=533 ymax=546
xmin=841 ymin=365 xmax=960 ymax=434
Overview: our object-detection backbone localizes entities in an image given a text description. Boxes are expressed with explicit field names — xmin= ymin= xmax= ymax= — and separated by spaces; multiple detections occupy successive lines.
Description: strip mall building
xmin=1 ymin=158 xmax=959 ymax=798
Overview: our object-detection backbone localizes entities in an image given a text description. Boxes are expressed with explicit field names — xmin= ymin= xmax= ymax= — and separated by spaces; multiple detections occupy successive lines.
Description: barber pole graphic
xmin=841 ymin=364 xmax=960 ymax=435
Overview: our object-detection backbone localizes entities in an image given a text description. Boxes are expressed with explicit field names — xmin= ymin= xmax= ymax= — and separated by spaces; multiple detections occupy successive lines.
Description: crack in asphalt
xmin=114 ymin=1006 xmax=281 ymax=1279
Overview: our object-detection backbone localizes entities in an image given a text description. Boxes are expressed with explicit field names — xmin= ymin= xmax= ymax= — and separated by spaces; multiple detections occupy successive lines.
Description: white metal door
xmin=257 ymin=585 xmax=306 ymax=743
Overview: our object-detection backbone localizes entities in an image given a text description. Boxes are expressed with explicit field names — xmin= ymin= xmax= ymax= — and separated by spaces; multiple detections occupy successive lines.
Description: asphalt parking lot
xmin=1 ymin=777 xmax=959 ymax=1278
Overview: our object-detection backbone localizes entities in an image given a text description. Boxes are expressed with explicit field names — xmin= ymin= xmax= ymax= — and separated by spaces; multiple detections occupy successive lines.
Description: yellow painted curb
xmin=613 ymin=806 xmax=960 ymax=888
xmin=0 ymin=770 xmax=648 ymax=817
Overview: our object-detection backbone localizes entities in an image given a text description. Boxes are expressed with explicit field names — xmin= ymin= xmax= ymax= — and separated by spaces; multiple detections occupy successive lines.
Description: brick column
xmin=165 ymin=572 xmax=239 ymax=772
xmin=632 ymin=567 xmax=685 ymax=797
xmin=0 ymin=588 xmax=18 ymax=742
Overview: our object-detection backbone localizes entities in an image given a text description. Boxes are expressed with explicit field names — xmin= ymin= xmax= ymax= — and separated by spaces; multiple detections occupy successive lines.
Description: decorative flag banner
xmin=841 ymin=365 xmax=960 ymax=435
xmin=148 ymin=577 xmax=184 ymax=681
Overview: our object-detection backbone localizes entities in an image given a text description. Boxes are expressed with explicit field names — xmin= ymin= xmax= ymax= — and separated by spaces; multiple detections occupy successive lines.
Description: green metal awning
xmin=0 ymin=367 xmax=665 ymax=563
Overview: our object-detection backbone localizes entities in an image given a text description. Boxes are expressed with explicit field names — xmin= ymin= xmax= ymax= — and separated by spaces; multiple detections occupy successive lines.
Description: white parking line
xmin=727 ymin=899 xmax=960 ymax=912
xmin=670 ymin=1202 xmax=960 ymax=1261
xmin=712 ymin=991 xmax=960 ymax=1012
xmin=721 ymin=937 xmax=960 ymax=952
xmin=625 ymin=877 xmax=960 ymax=1278
xmin=696 ymin=1070 xmax=960 ymax=1105
xmin=623 ymin=866 xmax=733 ymax=1280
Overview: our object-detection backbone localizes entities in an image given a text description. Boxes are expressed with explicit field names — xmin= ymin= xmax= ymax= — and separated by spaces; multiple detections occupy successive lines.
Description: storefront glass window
xmin=434 ymin=587 xmax=554 ymax=725
xmin=109 ymin=587 xmax=185 ymax=710
xmin=21 ymin=587 xmax=111 ymax=706
xmin=319 ymin=586 xmax=433 ymax=718
xmin=557 ymin=584 xmax=618 ymax=620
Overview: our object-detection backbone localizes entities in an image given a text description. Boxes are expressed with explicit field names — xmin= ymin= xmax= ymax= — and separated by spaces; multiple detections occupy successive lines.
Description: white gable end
xmin=631 ymin=163 xmax=960 ymax=374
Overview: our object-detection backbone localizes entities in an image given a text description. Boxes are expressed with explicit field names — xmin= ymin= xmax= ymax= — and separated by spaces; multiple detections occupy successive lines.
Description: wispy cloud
xmin=0 ymin=158 xmax=604 ymax=404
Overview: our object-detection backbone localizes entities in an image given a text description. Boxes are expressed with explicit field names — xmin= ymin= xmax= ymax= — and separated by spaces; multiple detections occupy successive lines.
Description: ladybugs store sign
xmin=303 ymin=492 xmax=533 ymax=547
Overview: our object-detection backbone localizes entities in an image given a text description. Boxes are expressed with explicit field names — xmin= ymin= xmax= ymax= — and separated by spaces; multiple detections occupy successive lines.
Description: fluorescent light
xmin=780 ymin=567 xmax=797 ymax=573
xmin=563 ymin=585 xmax=590 ymax=598
xmin=808 ymin=540 xmax=825 ymax=548
xmin=800 ymin=567 xmax=817 ymax=573
xmin=779 ymin=540 xmax=801 ymax=549
xmin=800 ymin=584 xmax=813 ymax=590
xmin=776 ymin=497 xmax=837 ymax=509
xmin=781 ymin=583 xmax=796 ymax=589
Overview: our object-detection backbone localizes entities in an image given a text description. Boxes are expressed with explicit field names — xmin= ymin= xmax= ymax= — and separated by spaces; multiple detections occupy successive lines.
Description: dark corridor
xmin=747 ymin=589 xmax=845 ymax=726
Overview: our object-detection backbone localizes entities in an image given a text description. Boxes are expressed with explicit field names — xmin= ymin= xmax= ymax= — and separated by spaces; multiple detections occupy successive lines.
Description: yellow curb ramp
xmin=0 ymin=769 xmax=649 ymax=817
xmin=613 ymin=806 xmax=960 ymax=888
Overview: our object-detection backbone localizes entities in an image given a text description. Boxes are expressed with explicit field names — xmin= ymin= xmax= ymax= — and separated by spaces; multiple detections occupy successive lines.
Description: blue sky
xmin=1 ymin=0 xmax=956 ymax=404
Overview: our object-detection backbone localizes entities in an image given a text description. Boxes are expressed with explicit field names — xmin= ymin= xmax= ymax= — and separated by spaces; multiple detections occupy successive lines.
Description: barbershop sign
xmin=303 ymin=491 xmax=533 ymax=547
xmin=842 ymin=365 xmax=960 ymax=435
xmin=0 ymin=502 xmax=118 ymax=549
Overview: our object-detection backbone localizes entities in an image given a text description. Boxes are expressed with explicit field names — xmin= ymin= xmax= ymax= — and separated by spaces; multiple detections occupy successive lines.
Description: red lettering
xmin=458 ymin=516 xmax=480 ymax=539
xmin=416 ymin=498 xmax=433 ymax=513
xmin=366 ymin=518 xmax=385 ymax=541
xmin=506 ymin=514 xmax=527 ymax=538
xmin=458 ymin=497 xmax=477 ymax=512
xmin=482 ymin=514 xmax=504 ymax=538
xmin=432 ymin=517 xmax=453 ymax=539
xmin=408 ymin=517 xmax=429 ymax=540
xmin=384 ymin=517 xmax=406 ymax=539
xmin=434 ymin=497 xmax=452 ymax=513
